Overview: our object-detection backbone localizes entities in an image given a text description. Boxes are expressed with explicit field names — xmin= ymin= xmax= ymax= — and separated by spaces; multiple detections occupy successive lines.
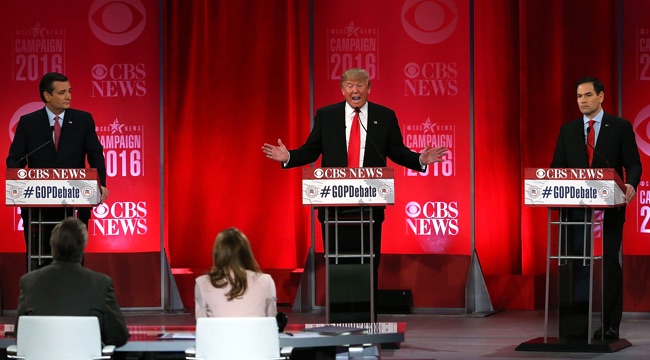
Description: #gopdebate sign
xmin=6 ymin=168 xmax=100 ymax=207
xmin=524 ymin=168 xmax=626 ymax=207
xmin=302 ymin=167 xmax=395 ymax=206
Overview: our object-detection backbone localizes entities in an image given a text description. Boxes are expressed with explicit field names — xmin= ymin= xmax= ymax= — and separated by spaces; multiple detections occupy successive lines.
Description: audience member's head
xmin=50 ymin=217 xmax=88 ymax=263
xmin=208 ymin=227 xmax=261 ymax=301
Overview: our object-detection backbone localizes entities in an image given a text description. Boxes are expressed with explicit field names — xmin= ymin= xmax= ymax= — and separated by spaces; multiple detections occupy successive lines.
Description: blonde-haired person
xmin=194 ymin=228 xmax=277 ymax=318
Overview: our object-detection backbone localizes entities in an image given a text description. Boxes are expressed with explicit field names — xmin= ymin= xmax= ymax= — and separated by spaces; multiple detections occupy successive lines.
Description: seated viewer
xmin=15 ymin=217 xmax=129 ymax=347
xmin=195 ymin=227 xmax=277 ymax=318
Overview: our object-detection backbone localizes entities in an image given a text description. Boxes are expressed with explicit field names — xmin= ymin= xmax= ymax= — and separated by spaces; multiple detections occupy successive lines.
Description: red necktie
xmin=586 ymin=119 xmax=595 ymax=166
xmin=54 ymin=115 xmax=61 ymax=150
xmin=347 ymin=108 xmax=361 ymax=167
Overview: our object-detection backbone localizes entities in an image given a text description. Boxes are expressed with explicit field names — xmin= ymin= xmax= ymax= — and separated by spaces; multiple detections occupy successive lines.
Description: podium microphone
xmin=356 ymin=107 xmax=386 ymax=167
xmin=10 ymin=130 xmax=54 ymax=167
xmin=586 ymin=126 xmax=610 ymax=168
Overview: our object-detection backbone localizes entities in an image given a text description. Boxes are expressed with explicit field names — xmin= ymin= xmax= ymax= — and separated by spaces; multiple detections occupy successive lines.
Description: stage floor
xmin=2 ymin=308 xmax=650 ymax=359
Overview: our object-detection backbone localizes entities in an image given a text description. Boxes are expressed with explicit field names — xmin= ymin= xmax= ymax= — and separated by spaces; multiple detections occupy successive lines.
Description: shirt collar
xmin=583 ymin=109 xmax=604 ymax=124
xmin=45 ymin=107 xmax=65 ymax=123
xmin=345 ymin=102 xmax=369 ymax=115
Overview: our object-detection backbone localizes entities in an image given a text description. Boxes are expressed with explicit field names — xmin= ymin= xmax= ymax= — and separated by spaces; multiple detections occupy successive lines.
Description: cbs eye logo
xmin=89 ymin=0 xmax=147 ymax=46
xmin=401 ymin=0 xmax=458 ymax=45
xmin=634 ymin=104 xmax=650 ymax=157
xmin=405 ymin=201 xmax=422 ymax=218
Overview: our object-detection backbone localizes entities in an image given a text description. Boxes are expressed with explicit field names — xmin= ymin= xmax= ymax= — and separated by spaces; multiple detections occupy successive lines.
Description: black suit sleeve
xmin=382 ymin=109 xmax=423 ymax=171
xmin=83 ymin=114 xmax=108 ymax=186
xmin=550 ymin=123 xmax=569 ymax=168
xmin=620 ymin=119 xmax=642 ymax=189
xmin=100 ymin=279 xmax=129 ymax=347
xmin=286 ymin=107 xmax=328 ymax=168
xmin=6 ymin=115 xmax=38 ymax=168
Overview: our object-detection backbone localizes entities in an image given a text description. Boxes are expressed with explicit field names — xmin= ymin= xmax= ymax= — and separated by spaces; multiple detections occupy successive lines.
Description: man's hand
xmin=419 ymin=145 xmax=449 ymax=165
xmin=100 ymin=186 xmax=109 ymax=204
xmin=625 ymin=184 xmax=636 ymax=204
xmin=262 ymin=139 xmax=290 ymax=163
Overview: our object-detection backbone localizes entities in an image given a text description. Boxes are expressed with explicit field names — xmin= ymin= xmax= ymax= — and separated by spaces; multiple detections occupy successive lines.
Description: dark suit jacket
xmin=286 ymin=101 xmax=423 ymax=170
xmin=550 ymin=112 xmax=642 ymax=223
xmin=16 ymin=262 xmax=129 ymax=347
xmin=6 ymin=107 xmax=107 ymax=186
xmin=6 ymin=107 xmax=107 ymax=221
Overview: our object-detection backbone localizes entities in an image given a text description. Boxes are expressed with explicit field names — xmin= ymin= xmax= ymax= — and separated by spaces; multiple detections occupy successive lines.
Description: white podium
xmin=518 ymin=168 xmax=631 ymax=352
xmin=6 ymin=168 xmax=100 ymax=270
xmin=303 ymin=167 xmax=394 ymax=323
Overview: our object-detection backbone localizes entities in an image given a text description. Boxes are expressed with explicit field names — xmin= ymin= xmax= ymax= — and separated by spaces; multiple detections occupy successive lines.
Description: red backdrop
xmin=165 ymin=0 xmax=650 ymax=310
xmin=2 ymin=0 xmax=649 ymax=311
xmin=1 ymin=0 xmax=161 ymax=252
xmin=0 ymin=0 xmax=163 ymax=308
xmin=312 ymin=0 xmax=471 ymax=256
xmin=164 ymin=0 xmax=312 ymax=272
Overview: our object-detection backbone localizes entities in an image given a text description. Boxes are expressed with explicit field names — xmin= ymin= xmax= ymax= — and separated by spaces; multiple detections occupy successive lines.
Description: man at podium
xmin=6 ymin=72 xmax=109 ymax=269
xmin=262 ymin=68 xmax=447 ymax=294
xmin=550 ymin=76 xmax=642 ymax=340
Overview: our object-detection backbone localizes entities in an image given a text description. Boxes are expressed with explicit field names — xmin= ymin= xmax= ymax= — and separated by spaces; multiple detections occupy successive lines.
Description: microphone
xmin=355 ymin=107 xmax=386 ymax=167
xmin=12 ymin=138 xmax=53 ymax=167
xmin=586 ymin=126 xmax=610 ymax=168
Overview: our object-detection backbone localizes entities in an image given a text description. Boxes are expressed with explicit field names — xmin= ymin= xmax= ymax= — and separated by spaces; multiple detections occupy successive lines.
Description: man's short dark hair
xmin=39 ymin=72 xmax=69 ymax=103
xmin=50 ymin=217 xmax=88 ymax=263
xmin=576 ymin=76 xmax=604 ymax=94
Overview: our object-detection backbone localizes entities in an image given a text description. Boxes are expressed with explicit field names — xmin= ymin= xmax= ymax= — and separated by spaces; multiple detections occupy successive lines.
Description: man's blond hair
xmin=340 ymin=68 xmax=371 ymax=89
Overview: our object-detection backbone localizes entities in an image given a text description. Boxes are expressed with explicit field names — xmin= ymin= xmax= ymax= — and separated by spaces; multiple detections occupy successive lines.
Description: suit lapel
xmin=595 ymin=113 xmax=612 ymax=155
xmin=59 ymin=110 xmax=75 ymax=147
xmin=363 ymin=102 xmax=379 ymax=166
xmin=572 ymin=119 xmax=590 ymax=166
xmin=365 ymin=103 xmax=376 ymax=144
xmin=35 ymin=108 xmax=57 ymax=150
xmin=334 ymin=102 xmax=348 ymax=162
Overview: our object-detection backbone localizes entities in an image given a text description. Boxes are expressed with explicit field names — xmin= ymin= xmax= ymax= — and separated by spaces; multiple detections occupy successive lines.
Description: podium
xmin=6 ymin=168 xmax=101 ymax=271
xmin=302 ymin=167 xmax=394 ymax=323
xmin=517 ymin=168 xmax=631 ymax=352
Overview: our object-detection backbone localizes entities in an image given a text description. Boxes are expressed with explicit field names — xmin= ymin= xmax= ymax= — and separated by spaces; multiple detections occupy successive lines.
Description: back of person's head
xmin=340 ymin=68 xmax=371 ymax=89
xmin=39 ymin=72 xmax=68 ymax=103
xmin=209 ymin=228 xmax=261 ymax=301
xmin=50 ymin=217 xmax=87 ymax=263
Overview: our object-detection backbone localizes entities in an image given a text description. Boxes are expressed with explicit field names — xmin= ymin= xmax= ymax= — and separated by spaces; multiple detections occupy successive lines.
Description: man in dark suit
xmin=551 ymin=76 xmax=642 ymax=340
xmin=16 ymin=217 xmax=129 ymax=346
xmin=6 ymin=72 xmax=109 ymax=269
xmin=262 ymin=68 xmax=447 ymax=313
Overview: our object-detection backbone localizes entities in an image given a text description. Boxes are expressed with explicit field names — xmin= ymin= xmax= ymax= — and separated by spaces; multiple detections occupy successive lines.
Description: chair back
xmin=15 ymin=316 xmax=104 ymax=360
xmin=195 ymin=317 xmax=279 ymax=360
